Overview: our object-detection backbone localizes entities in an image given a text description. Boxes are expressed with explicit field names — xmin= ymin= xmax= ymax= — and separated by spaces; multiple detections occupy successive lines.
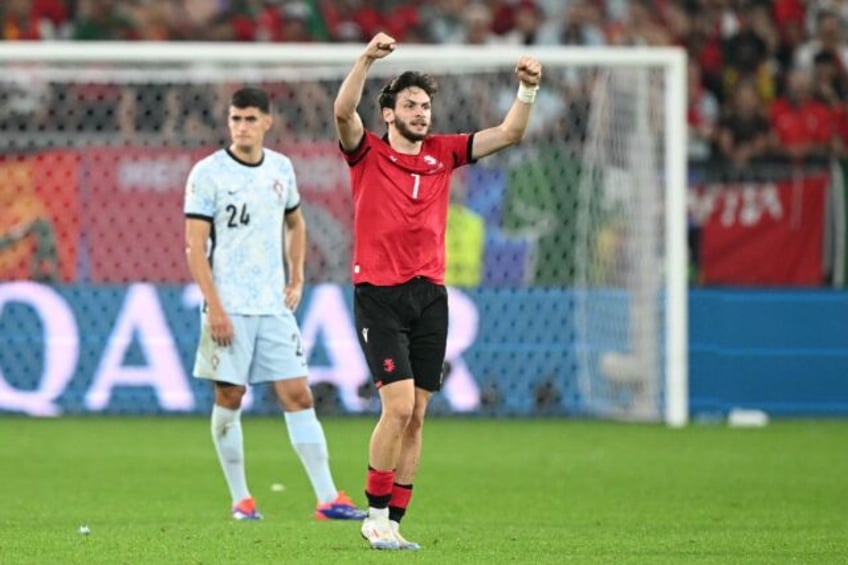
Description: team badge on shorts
xmin=383 ymin=358 xmax=396 ymax=373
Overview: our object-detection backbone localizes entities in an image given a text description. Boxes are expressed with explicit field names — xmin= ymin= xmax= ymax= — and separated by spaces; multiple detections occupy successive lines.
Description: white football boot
xmin=390 ymin=520 xmax=421 ymax=550
xmin=360 ymin=508 xmax=400 ymax=550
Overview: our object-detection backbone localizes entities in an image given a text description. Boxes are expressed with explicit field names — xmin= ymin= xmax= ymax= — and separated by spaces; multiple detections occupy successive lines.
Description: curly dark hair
xmin=378 ymin=71 xmax=438 ymax=110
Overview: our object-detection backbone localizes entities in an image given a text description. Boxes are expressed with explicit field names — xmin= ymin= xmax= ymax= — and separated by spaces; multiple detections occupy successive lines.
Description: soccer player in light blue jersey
xmin=184 ymin=87 xmax=365 ymax=522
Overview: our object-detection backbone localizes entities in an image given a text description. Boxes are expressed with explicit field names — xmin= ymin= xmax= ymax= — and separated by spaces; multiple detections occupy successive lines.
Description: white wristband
xmin=517 ymin=82 xmax=539 ymax=104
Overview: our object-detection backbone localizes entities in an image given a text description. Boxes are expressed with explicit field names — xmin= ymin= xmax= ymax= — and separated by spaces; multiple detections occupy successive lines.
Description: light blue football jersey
xmin=184 ymin=148 xmax=301 ymax=315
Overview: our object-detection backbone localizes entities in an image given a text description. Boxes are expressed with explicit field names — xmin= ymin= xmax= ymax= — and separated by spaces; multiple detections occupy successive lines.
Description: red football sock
xmin=365 ymin=467 xmax=394 ymax=509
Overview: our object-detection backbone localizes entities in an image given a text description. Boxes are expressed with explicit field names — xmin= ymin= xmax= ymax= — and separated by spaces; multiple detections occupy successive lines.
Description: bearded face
xmin=393 ymin=113 xmax=430 ymax=142
xmin=387 ymin=86 xmax=431 ymax=143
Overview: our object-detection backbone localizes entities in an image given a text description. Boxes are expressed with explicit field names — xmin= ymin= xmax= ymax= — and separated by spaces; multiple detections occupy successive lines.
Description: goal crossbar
xmin=0 ymin=42 xmax=688 ymax=426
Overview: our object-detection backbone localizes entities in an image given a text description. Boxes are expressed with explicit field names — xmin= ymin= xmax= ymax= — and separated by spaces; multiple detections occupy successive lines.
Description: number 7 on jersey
xmin=410 ymin=173 xmax=421 ymax=200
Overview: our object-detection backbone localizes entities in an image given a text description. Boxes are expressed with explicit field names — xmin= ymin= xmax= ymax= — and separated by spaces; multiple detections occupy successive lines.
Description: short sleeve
xmin=184 ymin=162 xmax=215 ymax=219
xmin=285 ymin=161 xmax=301 ymax=212
xmin=340 ymin=131 xmax=372 ymax=167
xmin=443 ymin=133 xmax=474 ymax=169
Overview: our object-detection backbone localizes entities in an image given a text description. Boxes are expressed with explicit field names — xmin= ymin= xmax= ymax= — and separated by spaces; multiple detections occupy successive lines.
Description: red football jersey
xmin=342 ymin=130 xmax=474 ymax=285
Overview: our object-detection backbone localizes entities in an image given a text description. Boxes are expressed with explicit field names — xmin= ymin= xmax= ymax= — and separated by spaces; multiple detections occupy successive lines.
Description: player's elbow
xmin=184 ymin=241 xmax=200 ymax=261
xmin=502 ymin=125 xmax=527 ymax=146
xmin=512 ymin=129 xmax=528 ymax=144
xmin=285 ymin=207 xmax=307 ymax=233
xmin=285 ymin=215 xmax=305 ymax=232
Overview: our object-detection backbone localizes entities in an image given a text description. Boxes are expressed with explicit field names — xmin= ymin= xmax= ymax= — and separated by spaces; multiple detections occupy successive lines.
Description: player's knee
xmin=276 ymin=385 xmax=314 ymax=411
xmin=215 ymin=383 xmax=246 ymax=408
xmin=382 ymin=399 xmax=415 ymax=428
xmin=405 ymin=411 xmax=425 ymax=435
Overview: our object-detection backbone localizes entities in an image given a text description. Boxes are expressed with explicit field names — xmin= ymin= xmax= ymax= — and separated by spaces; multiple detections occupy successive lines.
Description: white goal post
xmin=0 ymin=42 xmax=688 ymax=426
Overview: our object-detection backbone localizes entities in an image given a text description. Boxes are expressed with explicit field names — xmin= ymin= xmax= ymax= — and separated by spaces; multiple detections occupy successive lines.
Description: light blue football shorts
xmin=193 ymin=311 xmax=308 ymax=385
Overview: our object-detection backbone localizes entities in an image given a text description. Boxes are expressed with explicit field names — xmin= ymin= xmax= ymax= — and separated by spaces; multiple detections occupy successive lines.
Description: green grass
xmin=1 ymin=417 xmax=846 ymax=564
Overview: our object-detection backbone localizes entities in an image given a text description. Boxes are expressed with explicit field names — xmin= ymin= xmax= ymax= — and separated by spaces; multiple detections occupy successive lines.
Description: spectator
xmin=534 ymin=0 xmax=567 ymax=26
xmin=2 ymin=0 xmax=37 ymax=40
xmin=427 ymin=0 xmax=469 ymax=44
xmin=129 ymin=0 xmax=180 ymax=40
xmin=501 ymin=0 xmax=545 ymax=46
xmin=716 ymin=79 xmax=773 ymax=168
xmin=254 ymin=1 xmax=316 ymax=42
xmin=255 ymin=1 xmax=333 ymax=42
xmin=609 ymin=0 xmax=673 ymax=46
xmin=750 ymin=1 xmax=782 ymax=59
xmin=279 ymin=4 xmax=315 ymax=42
xmin=812 ymin=48 xmax=848 ymax=157
xmin=659 ymin=1 xmax=693 ymax=47
xmin=772 ymin=0 xmax=806 ymax=68
xmin=721 ymin=1 xmax=776 ymax=105
xmin=832 ymin=110 xmax=848 ymax=159
xmin=686 ymin=2 xmax=725 ymax=102
xmin=72 ymin=0 xmax=136 ymax=40
xmin=208 ymin=1 xmax=256 ymax=41
xmin=2 ymin=0 xmax=70 ymax=40
xmin=319 ymin=0 xmax=379 ymax=43
xmin=604 ymin=0 xmax=630 ymax=27
xmin=383 ymin=2 xmax=428 ymax=43
xmin=811 ymin=48 xmax=848 ymax=103
xmin=483 ymin=0 xmax=515 ymax=35
xmin=805 ymin=0 xmax=848 ymax=35
xmin=688 ymin=59 xmax=720 ymax=162
xmin=795 ymin=9 xmax=848 ymax=72
xmin=182 ymin=0 xmax=220 ymax=27
xmin=550 ymin=0 xmax=606 ymax=46
xmin=770 ymin=68 xmax=833 ymax=162
xmin=457 ymin=2 xmax=500 ymax=45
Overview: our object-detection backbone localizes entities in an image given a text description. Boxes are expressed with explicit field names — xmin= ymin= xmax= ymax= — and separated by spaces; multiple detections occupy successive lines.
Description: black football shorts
xmin=353 ymin=277 xmax=448 ymax=391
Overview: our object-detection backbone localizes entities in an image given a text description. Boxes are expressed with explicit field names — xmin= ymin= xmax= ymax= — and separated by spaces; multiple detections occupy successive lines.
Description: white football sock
xmin=211 ymin=404 xmax=250 ymax=505
xmin=284 ymin=408 xmax=337 ymax=503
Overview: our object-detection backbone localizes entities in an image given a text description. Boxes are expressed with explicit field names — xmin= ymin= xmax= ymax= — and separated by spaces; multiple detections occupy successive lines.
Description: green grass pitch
xmin=1 ymin=417 xmax=846 ymax=564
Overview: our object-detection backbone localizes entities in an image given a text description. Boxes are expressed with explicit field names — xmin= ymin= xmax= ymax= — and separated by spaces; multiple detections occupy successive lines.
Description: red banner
xmin=691 ymin=174 xmax=828 ymax=285
xmin=81 ymin=147 xmax=201 ymax=283
xmin=0 ymin=152 xmax=79 ymax=282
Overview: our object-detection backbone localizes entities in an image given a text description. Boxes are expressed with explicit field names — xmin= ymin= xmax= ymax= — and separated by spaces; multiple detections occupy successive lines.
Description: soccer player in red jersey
xmin=333 ymin=32 xmax=542 ymax=550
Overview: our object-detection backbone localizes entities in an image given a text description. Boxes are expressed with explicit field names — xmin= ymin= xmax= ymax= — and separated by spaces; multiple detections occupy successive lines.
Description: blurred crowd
xmin=3 ymin=0 xmax=848 ymax=165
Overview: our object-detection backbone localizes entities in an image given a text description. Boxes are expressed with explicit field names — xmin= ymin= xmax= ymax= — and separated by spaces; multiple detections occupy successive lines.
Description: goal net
xmin=0 ymin=43 xmax=687 ymax=425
